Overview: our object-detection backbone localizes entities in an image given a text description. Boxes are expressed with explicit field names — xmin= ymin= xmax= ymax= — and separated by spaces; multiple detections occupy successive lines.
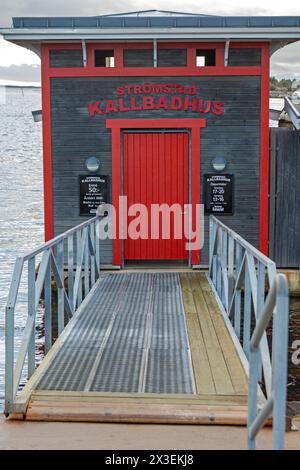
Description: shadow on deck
xmin=13 ymin=272 xmax=249 ymax=425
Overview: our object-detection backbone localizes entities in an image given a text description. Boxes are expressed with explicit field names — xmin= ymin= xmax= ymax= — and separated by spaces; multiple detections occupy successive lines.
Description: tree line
xmin=270 ymin=77 xmax=298 ymax=91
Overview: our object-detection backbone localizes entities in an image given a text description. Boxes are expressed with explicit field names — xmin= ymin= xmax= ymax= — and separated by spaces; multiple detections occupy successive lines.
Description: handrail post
xmin=57 ymin=240 xmax=64 ymax=335
xmin=208 ymin=217 xmax=289 ymax=450
xmin=95 ymin=219 xmax=101 ymax=274
xmin=44 ymin=254 xmax=52 ymax=353
xmin=27 ymin=256 xmax=36 ymax=378
xmin=5 ymin=257 xmax=24 ymax=415
xmin=67 ymin=234 xmax=74 ymax=312
xmin=247 ymin=347 xmax=261 ymax=450
xmin=272 ymin=275 xmax=289 ymax=450
xmin=5 ymin=304 xmax=14 ymax=415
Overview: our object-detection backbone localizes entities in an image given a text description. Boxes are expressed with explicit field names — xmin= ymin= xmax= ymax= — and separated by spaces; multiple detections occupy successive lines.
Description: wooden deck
xmin=13 ymin=272 xmax=250 ymax=425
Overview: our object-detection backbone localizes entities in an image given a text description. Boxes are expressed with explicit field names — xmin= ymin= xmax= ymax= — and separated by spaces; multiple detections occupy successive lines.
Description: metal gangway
xmin=5 ymin=215 xmax=289 ymax=449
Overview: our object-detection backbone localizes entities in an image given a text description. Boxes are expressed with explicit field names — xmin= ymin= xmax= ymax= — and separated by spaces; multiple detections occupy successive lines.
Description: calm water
xmin=0 ymin=87 xmax=44 ymax=407
xmin=0 ymin=91 xmax=288 ymax=407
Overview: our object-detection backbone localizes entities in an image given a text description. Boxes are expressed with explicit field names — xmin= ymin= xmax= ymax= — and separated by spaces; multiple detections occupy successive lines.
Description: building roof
xmin=1 ymin=10 xmax=300 ymax=50
xmin=9 ymin=12 xmax=300 ymax=29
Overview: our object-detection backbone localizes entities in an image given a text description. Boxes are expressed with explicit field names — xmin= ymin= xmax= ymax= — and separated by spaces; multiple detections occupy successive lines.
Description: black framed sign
xmin=204 ymin=174 xmax=234 ymax=215
xmin=79 ymin=175 xmax=109 ymax=216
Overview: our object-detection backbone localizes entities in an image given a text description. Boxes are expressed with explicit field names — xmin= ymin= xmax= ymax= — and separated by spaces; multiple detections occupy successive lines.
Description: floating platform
xmin=12 ymin=273 xmax=250 ymax=425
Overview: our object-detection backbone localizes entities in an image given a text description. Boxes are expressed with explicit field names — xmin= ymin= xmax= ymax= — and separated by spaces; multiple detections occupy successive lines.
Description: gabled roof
xmin=8 ymin=13 xmax=300 ymax=30
xmin=1 ymin=10 xmax=300 ymax=47
xmin=99 ymin=10 xmax=215 ymax=17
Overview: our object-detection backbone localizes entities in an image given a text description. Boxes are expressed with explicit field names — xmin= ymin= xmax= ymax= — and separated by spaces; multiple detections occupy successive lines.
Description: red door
xmin=123 ymin=132 xmax=189 ymax=260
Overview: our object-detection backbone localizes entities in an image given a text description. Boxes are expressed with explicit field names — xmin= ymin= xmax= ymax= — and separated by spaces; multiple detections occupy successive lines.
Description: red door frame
xmin=106 ymin=118 xmax=206 ymax=267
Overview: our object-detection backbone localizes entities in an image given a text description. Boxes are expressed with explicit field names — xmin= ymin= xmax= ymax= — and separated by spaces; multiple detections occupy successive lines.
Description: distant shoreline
xmin=0 ymin=83 xmax=41 ymax=88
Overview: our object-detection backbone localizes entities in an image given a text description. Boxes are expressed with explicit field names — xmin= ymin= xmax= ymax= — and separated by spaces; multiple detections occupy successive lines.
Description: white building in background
xmin=291 ymin=79 xmax=300 ymax=90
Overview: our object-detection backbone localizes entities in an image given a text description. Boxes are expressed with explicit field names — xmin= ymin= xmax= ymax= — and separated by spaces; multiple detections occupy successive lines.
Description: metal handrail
xmin=248 ymin=274 xmax=289 ymax=450
xmin=209 ymin=216 xmax=289 ymax=450
xmin=5 ymin=216 xmax=101 ymax=415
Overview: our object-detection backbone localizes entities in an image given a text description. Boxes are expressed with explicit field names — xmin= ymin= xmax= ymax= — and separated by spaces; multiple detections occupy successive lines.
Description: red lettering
xmin=118 ymin=98 xmax=131 ymax=112
xmin=156 ymin=96 xmax=169 ymax=110
xmin=104 ymin=100 xmax=118 ymax=114
xmin=124 ymin=85 xmax=132 ymax=95
xmin=142 ymin=83 xmax=152 ymax=94
xmin=152 ymin=84 xmax=163 ymax=94
xmin=116 ymin=87 xmax=124 ymax=96
xmin=170 ymin=96 xmax=183 ymax=110
xmin=178 ymin=85 xmax=187 ymax=94
xmin=188 ymin=86 xmax=197 ymax=95
xmin=88 ymin=101 xmax=102 ymax=116
xmin=130 ymin=97 xmax=142 ymax=111
xmin=142 ymin=96 xmax=155 ymax=110
xmin=212 ymin=101 xmax=225 ymax=115
xmin=163 ymin=84 xmax=172 ymax=94
xmin=134 ymin=85 xmax=142 ymax=94
xmin=184 ymin=97 xmax=198 ymax=111
xmin=199 ymin=99 xmax=212 ymax=114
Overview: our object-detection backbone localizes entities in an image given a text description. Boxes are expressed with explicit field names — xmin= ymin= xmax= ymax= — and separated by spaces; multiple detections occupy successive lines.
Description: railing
xmin=5 ymin=216 xmax=101 ymax=415
xmin=209 ymin=215 xmax=289 ymax=450
xmin=247 ymin=274 xmax=289 ymax=449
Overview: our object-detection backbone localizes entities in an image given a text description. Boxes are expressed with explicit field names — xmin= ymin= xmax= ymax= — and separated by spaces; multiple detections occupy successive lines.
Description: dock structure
xmin=16 ymin=272 xmax=249 ymax=424
xmin=5 ymin=216 xmax=289 ymax=449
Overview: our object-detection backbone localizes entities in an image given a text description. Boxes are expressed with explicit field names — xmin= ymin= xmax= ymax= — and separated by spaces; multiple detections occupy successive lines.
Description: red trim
xmin=47 ymin=43 xmax=82 ymax=50
xmin=47 ymin=66 xmax=261 ymax=77
xmin=191 ymin=127 xmax=201 ymax=266
xmin=46 ymin=41 xmax=266 ymax=76
xmin=41 ymin=44 xmax=53 ymax=241
xmin=259 ymin=43 xmax=270 ymax=255
xmin=106 ymin=118 xmax=206 ymax=267
xmin=114 ymin=46 xmax=124 ymax=68
xmin=106 ymin=119 xmax=206 ymax=129
xmin=111 ymin=127 xmax=122 ymax=266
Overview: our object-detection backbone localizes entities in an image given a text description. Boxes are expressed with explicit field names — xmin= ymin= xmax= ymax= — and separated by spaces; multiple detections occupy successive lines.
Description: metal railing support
xmin=209 ymin=216 xmax=289 ymax=450
xmin=4 ymin=216 xmax=102 ymax=416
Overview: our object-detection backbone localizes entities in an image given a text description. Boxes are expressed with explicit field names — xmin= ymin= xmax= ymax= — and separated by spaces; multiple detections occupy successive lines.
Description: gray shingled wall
xmin=50 ymin=75 xmax=261 ymax=265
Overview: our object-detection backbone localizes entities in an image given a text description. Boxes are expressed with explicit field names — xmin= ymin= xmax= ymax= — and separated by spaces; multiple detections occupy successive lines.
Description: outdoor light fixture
xmin=212 ymin=156 xmax=227 ymax=172
xmin=85 ymin=156 xmax=100 ymax=173
xmin=32 ymin=109 xmax=42 ymax=123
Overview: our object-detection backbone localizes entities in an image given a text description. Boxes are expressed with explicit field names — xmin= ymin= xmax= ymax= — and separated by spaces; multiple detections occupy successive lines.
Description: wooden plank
xmin=29 ymin=399 xmax=249 ymax=409
xmin=188 ymin=273 xmax=235 ymax=395
xmin=192 ymin=288 xmax=220 ymax=349
xmin=26 ymin=401 xmax=251 ymax=426
xmin=185 ymin=313 xmax=216 ymax=395
xmin=179 ymin=274 xmax=197 ymax=314
xmin=30 ymin=391 xmax=248 ymax=405
xmin=205 ymin=348 xmax=235 ymax=395
xmin=198 ymin=275 xmax=248 ymax=394
xmin=201 ymin=288 xmax=248 ymax=394
xmin=180 ymin=274 xmax=216 ymax=395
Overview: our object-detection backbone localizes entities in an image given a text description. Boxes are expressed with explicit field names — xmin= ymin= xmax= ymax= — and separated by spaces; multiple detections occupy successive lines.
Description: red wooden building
xmin=2 ymin=10 xmax=300 ymax=268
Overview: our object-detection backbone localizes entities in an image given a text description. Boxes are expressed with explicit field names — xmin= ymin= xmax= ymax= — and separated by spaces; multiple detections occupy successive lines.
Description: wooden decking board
xmin=193 ymin=275 xmax=247 ymax=392
xmin=180 ymin=273 xmax=242 ymax=397
xmin=26 ymin=401 xmax=250 ymax=425
xmin=30 ymin=390 xmax=248 ymax=405
xmin=201 ymin=285 xmax=248 ymax=394
xmin=185 ymin=314 xmax=216 ymax=395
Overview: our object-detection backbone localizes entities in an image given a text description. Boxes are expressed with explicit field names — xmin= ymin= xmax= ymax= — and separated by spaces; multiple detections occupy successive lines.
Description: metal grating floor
xmin=36 ymin=273 xmax=195 ymax=394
